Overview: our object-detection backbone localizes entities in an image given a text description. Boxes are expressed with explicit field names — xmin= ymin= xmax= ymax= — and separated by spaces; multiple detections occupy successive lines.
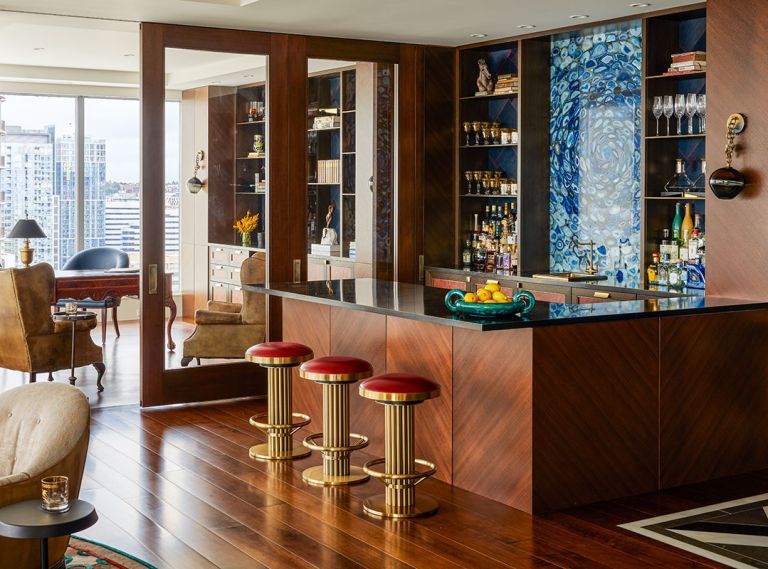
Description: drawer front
xmin=530 ymin=289 xmax=568 ymax=303
xmin=210 ymin=264 xmax=230 ymax=283
xmin=432 ymin=278 xmax=467 ymax=291
xmin=230 ymin=249 xmax=250 ymax=266
xmin=231 ymin=286 xmax=243 ymax=305
xmin=210 ymin=282 xmax=229 ymax=303
xmin=572 ymin=288 xmax=636 ymax=303
xmin=210 ymin=247 xmax=229 ymax=264
xmin=307 ymin=258 xmax=329 ymax=281
xmin=330 ymin=264 xmax=354 ymax=280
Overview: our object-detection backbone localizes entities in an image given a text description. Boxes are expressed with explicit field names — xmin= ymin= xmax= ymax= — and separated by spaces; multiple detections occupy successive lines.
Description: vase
xmin=241 ymin=232 xmax=252 ymax=247
xmin=256 ymin=232 xmax=265 ymax=249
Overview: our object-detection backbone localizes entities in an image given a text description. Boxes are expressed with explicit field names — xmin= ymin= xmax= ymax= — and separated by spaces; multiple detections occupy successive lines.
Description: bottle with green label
xmin=671 ymin=202 xmax=683 ymax=242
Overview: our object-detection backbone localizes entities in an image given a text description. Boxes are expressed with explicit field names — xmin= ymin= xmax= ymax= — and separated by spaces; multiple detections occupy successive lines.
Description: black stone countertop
xmin=244 ymin=278 xmax=766 ymax=331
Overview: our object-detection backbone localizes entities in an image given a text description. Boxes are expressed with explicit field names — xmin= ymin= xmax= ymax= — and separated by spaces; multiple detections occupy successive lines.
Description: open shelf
xmin=645 ymin=195 xmax=705 ymax=200
xmin=235 ymin=120 xmax=266 ymax=126
xmin=645 ymin=133 xmax=705 ymax=140
xmin=460 ymin=194 xmax=518 ymax=199
xmin=460 ymin=143 xmax=518 ymax=149
xmin=459 ymin=92 xmax=519 ymax=101
xmin=645 ymin=71 xmax=706 ymax=80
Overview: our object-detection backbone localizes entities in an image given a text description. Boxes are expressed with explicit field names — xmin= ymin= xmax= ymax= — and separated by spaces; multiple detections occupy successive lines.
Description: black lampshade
xmin=7 ymin=218 xmax=46 ymax=239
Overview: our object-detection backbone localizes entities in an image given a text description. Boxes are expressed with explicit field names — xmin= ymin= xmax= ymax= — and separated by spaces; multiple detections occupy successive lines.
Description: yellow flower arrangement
xmin=234 ymin=210 xmax=260 ymax=235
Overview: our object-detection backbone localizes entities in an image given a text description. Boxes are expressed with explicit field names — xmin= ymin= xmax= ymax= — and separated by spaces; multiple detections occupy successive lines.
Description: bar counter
xmin=247 ymin=278 xmax=768 ymax=513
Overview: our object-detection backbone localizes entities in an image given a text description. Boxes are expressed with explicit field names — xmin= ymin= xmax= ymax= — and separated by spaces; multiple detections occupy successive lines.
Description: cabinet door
xmin=426 ymin=271 xmax=470 ymax=291
xmin=572 ymin=288 xmax=636 ymax=304
xmin=231 ymin=286 xmax=244 ymax=305
xmin=526 ymin=285 xmax=569 ymax=303
xmin=210 ymin=282 xmax=229 ymax=303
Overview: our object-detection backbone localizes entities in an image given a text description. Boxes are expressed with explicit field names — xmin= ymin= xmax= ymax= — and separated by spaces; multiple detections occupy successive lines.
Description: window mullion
xmin=75 ymin=96 xmax=85 ymax=252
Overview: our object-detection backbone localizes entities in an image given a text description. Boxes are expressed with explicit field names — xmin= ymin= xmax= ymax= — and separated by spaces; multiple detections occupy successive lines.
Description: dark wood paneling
xmin=396 ymin=44 xmax=425 ymax=283
xmin=329 ymin=307 xmax=387 ymax=459
xmin=140 ymin=23 xmax=166 ymax=407
xmin=660 ymin=310 xmax=768 ymax=487
xmin=532 ymin=319 xmax=660 ymax=512
xmin=306 ymin=37 xmax=401 ymax=64
xmin=706 ymin=0 xmax=768 ymax=299
xmin=453 ymin=327 xmax=533 ymax=512
xmin=281 ymin=298 xmax=330 ymax=427
xmin=385 ymin=317 xmax=452 ymax=483
xmin=162 ymin=363 xmax=266 ymax=405
xmin=160 ymin=23 xmax=271 ymax=53
xmin=423 ymin=47 xmax=456 ymax=269
xmin=207 ymin=87 xmax=236 ymax=244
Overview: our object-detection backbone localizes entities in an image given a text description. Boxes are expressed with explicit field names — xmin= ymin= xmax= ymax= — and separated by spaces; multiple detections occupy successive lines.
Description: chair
xmin=0 ymin=382 xmax=90 ymax=568
xmin=0 ymin=263 xmax=105 ymax=389
xmin=181 ymin=255 xmax=266 ymax=366
xmin=56 ymin=247 xmax=130 ymax=345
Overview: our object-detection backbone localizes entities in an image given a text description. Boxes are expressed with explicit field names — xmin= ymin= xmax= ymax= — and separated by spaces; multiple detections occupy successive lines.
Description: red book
xmin=671 ymin=51 xmax=706 ymax=63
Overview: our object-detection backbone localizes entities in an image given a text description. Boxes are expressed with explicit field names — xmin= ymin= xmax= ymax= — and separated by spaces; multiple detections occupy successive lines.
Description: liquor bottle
xmin=681 ymin=202 xmax=694 ymax=243
xmin=660 ymin=228 xmax=679 ymax=261
xmin=671 ymin=202 xmax=683 ymax=242
xmin=462 ymin=239 xmax=472 ymax=270
xmin=657 ymin=253 xmax=670 ymax=285
xmin=668 ymin=260 xmax=686 ymax=289
xmin=687 ymin=229 xmax=700 ymax=260
xmin=664 ymin=159 xmax=693 ymax=196
xmin=647 ymin=252 xmax=659 ymax=284
xmin=473 ymin=243 xmax=486 ymax=272
xmin=692 ymin=159 xmax=706 ymax=193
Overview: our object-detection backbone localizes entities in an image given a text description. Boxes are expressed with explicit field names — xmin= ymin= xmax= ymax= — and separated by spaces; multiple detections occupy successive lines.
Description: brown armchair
xmin=0 ymin=263 xmax=105 ymax=388
xmin=0 ymin=382 xmax=90 ymax=568
xmin=181 ymin=255 xmax=266 ymax=366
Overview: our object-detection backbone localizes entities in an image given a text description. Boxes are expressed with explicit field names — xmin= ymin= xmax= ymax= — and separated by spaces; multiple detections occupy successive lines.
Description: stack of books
xmin=312 ymin=116 xmax=341 ymax=129
xmin=663 ymin=51 xmax=706 ymax=75
xmin=316 ymin=159 xmax=340 ymax=184
xmin=494 ymin=73 xmax=519 ymax=95
xmin=311 ymin=243 xmax=340 ymax=256
xmin=348 ymin=241 xmax=356 ymax=260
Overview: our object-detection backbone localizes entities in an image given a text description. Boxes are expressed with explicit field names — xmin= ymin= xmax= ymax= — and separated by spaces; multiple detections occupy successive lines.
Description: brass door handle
xmin=594 ymin=291 xmax=610 ymax=299
xmin=148 ymin=264 xmax=158 ymax=295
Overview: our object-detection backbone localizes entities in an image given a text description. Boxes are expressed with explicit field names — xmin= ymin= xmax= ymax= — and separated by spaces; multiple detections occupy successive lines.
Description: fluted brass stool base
xmin=363 ymin=494 xmax=439 ymax=519
xmin=249 ymin=441 xmax=311 ymax=461
xmin=302 ymin=464 xmax=369 ymax=486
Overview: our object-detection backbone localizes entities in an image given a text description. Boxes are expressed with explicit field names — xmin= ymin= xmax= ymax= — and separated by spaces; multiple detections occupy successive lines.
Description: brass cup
xmin=464 ymin=171 xmax=474 ymax=194
xmin=462 ymin=122 xmax=472 ymax=145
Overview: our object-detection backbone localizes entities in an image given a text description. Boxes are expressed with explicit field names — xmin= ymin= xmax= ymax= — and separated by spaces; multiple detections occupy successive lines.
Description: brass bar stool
xmin=359 ymin=373 xmax=441 ymax=518
xmin=245 ymin=341 xmax=313 ymax=461
xmin=299 ymin=356 xmax=374 ymax=486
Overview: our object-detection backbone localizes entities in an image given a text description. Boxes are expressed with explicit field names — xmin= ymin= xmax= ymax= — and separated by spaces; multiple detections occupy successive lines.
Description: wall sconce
xmin=709 ymin=113 xmax=747 ymax=199
xmin=186 ymin=150 xmax=205 ymax=194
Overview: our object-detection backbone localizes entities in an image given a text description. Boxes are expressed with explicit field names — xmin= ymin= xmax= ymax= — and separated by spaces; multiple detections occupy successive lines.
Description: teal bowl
xmin=445 ymin=289 xmax=536 ymax=318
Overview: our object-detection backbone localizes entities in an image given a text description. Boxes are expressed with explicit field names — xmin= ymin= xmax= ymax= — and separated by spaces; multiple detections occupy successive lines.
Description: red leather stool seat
xmin=245 ymin=342 xmax=314 ymax=366
xmin=359 ymin=373 xmax=440 ymax=403
xmin=300 ymin=356 xmax=373 ymax=383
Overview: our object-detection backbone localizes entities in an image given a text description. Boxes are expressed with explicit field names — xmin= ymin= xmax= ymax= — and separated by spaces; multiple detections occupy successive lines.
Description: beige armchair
xmin=181 ymin=255 xmax=266 ymax=366
xmin=0 ymin=263 xmax=105 ymax=389
xmin=0 ymin=382 xmax=90 ymax=568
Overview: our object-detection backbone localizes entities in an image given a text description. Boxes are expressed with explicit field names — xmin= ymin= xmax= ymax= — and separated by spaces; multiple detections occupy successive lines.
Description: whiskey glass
xmin=674 ymin=94 xmax=686 ymax=135
xmin=652 ymin=96 xmax=663 ymax=136
xmin=696 ymin=94 xmax=706 ymax=133
xmin=41 ymin=476 xmax=69 ymax=513
xmin=685 ymin=93 xmax=698 ymax=134
xmin=663 ymin=95 xmax=674 ymax=135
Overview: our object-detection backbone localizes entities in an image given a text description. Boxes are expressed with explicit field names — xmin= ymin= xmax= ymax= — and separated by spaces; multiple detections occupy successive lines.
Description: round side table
xmin=0 ymin=498 xmax=98 ymax=569
xmin=52 ymin=311 xmax=97 ymax=387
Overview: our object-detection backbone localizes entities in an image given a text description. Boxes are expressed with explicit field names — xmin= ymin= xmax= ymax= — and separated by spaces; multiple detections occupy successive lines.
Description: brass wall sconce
xmin=709 ymin=113 xmax=747 ymax=199
xmin=186 ymin=150 xmax=205 ymax=194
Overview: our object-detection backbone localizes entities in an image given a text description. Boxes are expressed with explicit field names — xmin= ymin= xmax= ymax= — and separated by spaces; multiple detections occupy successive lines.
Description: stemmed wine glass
xmin=663 ymin=95 xmax=674 ymax=135
xmin=696 ymin=94 xmax=707 ymax=133
xmin=652 ymin=96 xmax=663 ymax=136
xmin=685 ymin=94 xmax=698 ymax=134
xmin=674 ymin=94 xmax=686 ymax=135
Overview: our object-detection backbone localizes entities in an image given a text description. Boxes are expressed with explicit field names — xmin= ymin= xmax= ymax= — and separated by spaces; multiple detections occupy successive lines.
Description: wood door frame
xmin=141 ymin=22 xmax=436 ymax=406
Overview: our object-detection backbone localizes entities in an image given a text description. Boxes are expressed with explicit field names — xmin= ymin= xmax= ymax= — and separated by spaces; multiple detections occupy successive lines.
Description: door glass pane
xmin=306 ymin=60 xmax=397 ymax=282
xmin=0 ymin=94 xmax=76 ymax=268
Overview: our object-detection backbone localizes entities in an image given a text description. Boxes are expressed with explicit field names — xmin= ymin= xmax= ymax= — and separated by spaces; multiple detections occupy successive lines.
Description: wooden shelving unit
xmin=306 ymin=67 xmax=357 ymax=259
xmin=233 ymin=83 xmax=267 ymax=240
xmin=642 ymin=7 xmax=706 ymax=269
xmin=456 ymin=38 xmax=550 ymax=274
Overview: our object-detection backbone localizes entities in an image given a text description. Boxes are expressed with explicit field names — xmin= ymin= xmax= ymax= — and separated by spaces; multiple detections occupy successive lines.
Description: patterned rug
xmin=66 ymin=536 xmax=157 ymax=569
xmin=620 ymin=493 xmax=768 ymax=568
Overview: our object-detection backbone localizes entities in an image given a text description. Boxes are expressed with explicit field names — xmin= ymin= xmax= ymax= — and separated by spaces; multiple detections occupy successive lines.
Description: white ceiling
xmin=0 ymin=0 xmax=702 ymax=47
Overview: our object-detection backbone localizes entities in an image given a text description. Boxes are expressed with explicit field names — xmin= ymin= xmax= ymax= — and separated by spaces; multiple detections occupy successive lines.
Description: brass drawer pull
xmin=594 ymin=291 xmax=610 ymax=299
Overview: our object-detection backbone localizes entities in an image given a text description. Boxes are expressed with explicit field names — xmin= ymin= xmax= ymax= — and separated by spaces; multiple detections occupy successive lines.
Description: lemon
xmin=485 ymin=282 xmax=501 ymax=293
xmin=476 ymin=289 xmax=492 ymax=302
xmin=463 ymin=292 xmax=478 ymax=303
xmin=483 ymin=299 xmax=497 ymax=303
xmin=492 ymin=291 xmax=508 ymax=302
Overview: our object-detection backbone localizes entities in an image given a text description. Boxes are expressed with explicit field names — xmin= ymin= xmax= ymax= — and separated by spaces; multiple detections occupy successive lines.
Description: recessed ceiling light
xmin=569 ymin=14 xmax=590 ymax=19
xmin=242 ymin=74 xmax=254 ymax=78
xmin=123 ymin=53 xmax=135 ymax=57
xmin=469 ymin=33 xmax=487 ymax=38
xmin=210 ymin=80 xmax=220 ymax=84
xmin=517 ymin=24 xmax=536 ymax=29
xmin=629 ymin=2 xmax=651 ymax=6
xmin=32 ymin=47 xmax=45 ymax=51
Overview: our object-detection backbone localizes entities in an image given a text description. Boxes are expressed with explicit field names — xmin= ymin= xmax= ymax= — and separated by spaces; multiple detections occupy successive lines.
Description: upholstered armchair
xmin=181 ymin=255 xmax=266 ymax=366
xmin=0 ymin=263 xmax=105 ymax=388
xmin=0 ymin=383 xmax=90 ymax=568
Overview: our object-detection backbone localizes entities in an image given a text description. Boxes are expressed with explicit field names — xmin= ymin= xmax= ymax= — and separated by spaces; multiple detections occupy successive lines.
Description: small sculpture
xmin=320 ymin=202 xmax=338 ymax=245
xmin=476 ymin=58 xmax=494 ymax=95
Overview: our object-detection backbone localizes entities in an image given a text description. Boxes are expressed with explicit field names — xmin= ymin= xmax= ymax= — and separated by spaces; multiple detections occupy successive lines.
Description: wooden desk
xmin=54 ymin=270 xmax=177 ymax=350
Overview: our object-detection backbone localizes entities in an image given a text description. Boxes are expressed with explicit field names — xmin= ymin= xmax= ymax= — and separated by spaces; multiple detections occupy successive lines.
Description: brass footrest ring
xmin=302 ymin=432 xmax=369 ymax=453
xmin=249 ymin=412 xmax=311 ymax=436
xmin=362 ymin=457 xmax=436 ymax=486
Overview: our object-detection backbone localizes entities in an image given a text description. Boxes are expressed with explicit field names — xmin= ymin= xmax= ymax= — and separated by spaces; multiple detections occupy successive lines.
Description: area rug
xmin=620 ymin=493 xmax=768 ymax=568
xmin=66 ymin=536 xmax=157 ymax=569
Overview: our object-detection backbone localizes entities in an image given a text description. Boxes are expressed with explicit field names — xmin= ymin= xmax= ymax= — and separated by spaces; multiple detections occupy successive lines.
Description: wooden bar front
xmin=281 ymin=296 xmax=768 ymax=513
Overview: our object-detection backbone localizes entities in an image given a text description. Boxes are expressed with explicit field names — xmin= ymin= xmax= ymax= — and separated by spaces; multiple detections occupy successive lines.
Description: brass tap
xmin=570 ymin=239 xmax=600 ymax=275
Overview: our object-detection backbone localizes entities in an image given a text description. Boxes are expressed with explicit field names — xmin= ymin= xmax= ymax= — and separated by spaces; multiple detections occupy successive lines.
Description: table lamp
xmin=7 ymin=215 xmax=46 ymax=267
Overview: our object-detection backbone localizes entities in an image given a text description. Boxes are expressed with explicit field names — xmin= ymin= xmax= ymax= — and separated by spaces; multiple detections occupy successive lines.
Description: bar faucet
xmin=570 ymin=239 xmax=600 ymax=275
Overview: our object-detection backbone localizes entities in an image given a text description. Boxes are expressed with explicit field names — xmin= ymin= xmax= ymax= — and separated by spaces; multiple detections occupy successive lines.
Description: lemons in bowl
xmin=462 ymin=281 xmax=512 ymax=304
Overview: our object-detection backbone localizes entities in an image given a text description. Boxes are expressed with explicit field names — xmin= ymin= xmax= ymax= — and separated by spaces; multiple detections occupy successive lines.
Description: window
xmin=0 ymin=94 xmax=181 ymax=289
xmin=0 ymin=94 xmax=76 ymax=268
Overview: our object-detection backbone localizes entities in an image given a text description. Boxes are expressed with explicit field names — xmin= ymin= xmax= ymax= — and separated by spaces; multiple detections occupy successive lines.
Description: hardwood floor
xmin=79 ymin=399 xmax=751 ymax=568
